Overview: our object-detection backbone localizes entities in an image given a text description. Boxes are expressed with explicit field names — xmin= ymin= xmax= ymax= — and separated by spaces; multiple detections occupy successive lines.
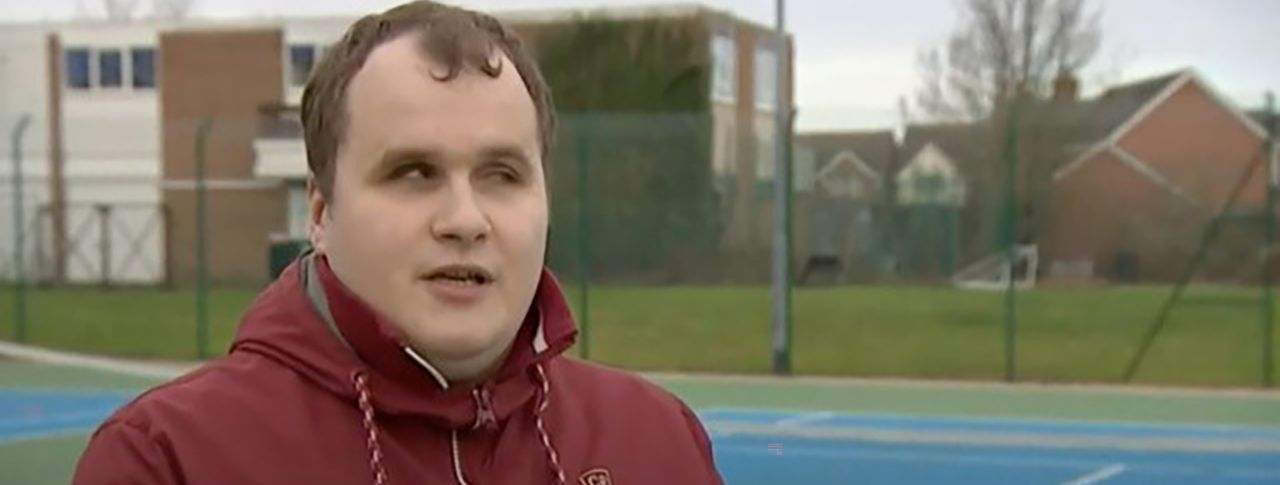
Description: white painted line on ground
xmin=704 ymin=406 xmax=1280 ymax=437
xmin=1057 ymin=464 xmax=1126 ymax=485
xmin=0 ymin=410 xmax=113 ymax=431
xmin=0 ymin=427 xmax=94 ymax=446
xmin=775 ymin=411 xmax=835 ymax=427
xmin=646 ymin=371 xmax=1280 ymax=400
xmin=715 ymin=444 xmax=1102 ymax=470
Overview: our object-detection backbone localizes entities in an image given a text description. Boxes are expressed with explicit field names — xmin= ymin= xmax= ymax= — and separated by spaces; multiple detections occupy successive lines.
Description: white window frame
xmin=288 ymin=44 xmax=318 ymax=88
xmin=753 ymin=47 xmax=778 ymax=112
xmin=710 ymin=33 xmax=736 ymax=105
xmin=64 ymin=45 xmax=157 ymax=92
xmin=286 ymin=184 xmax=311 ymax=240
xmin=754 ymin=116 xmax=775 ymax=182
xmin=129 ymin=46 xmax=157 ymax=89
xmin=96 ymin=48 xmax=125 ymax=90
xmin=64 ymin=47 xmax=93 ymax=91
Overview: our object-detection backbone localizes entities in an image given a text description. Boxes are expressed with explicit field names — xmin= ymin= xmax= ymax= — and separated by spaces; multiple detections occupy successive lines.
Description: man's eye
xmin=390 ymin=163 xmax=436 ymax=180
xmin=484 ymin=166 xmax=521 ymax=183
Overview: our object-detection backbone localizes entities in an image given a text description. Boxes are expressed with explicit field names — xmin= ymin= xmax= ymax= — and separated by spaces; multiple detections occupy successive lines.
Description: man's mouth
xmin=423 ymin=265 xmax=494 ymax=286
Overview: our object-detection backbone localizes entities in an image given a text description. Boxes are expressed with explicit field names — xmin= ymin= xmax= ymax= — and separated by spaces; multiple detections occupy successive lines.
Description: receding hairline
xmin=301 ymin=1 xmax=558 ymax=200
xmin=336 ymin=31 xmax=541 ymax=161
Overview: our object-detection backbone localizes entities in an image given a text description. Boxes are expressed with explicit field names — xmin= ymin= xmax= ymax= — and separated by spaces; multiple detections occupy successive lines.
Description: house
xmin=791 ymin=131 xmax=896 ymax=282
xmin=1045 ymin=69 xmax=1274 ymax=282
xmin=0 ymin=4 xmax=795 ymax=286
xmin=796 ymin=68 xmax=1273 ymax=284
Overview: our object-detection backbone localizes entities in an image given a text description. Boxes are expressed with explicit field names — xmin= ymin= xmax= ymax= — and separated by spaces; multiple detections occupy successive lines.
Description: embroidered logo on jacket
xmin=579 ymin=468 xmax=612 ymax=485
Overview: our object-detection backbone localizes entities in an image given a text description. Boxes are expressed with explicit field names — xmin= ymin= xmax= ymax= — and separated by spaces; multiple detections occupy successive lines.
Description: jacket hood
xmin=229 ymin=252 xmax=578 ymax=430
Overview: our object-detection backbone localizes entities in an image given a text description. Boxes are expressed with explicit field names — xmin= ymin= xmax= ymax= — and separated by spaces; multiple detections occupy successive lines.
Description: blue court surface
xmin=702 ymin=408 xmax=1280 ymax=485
xmin=4 ymin=390 xmax=1280 ymax=485
xmin=0 ymin=389 xmax=133 ymax=445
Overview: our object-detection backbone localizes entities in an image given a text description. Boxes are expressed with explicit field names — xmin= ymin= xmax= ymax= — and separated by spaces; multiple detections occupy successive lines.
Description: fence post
xmin=1000 ymin=99 xmax=1021 ymax=383
xmin=1263 ymin=91 xmax=1275 ymax=388
xmin=11 ymin=114 xmax=33 ymax=342
xmin=98 ymin=204 xmax=112 ymax=288
xmin=195 ymin=117 xmax=213 ymax=359
xmin=35 ymin=205 xmax=47 ymax=287
xmin=576 ymin=114 xmax=591 ymax=361
xmin=770 ymin=0 xmax=793 ymax=376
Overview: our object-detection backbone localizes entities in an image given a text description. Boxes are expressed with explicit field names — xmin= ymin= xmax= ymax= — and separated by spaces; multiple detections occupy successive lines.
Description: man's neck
xmin=403 ymin=341 xmax=514 ymax=389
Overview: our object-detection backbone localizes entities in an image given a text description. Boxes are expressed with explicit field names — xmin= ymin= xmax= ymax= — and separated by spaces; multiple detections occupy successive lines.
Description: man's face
xmin=309 ymin=34 xmax=547 ymax=375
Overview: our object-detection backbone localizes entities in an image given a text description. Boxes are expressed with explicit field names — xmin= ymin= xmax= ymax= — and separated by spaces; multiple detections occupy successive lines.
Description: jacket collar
xmin=230 ymin=251 xmax=578 ymax=429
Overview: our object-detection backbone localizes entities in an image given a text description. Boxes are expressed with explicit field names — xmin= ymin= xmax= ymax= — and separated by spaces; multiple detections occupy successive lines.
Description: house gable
xmin=896 ymin=143 xmax=965 ymax=206
xmin=814 ymin=150 xmax=880 ymax=198
xmin=1055 ymin=70 xmax=1270 ymax=208
xmin=1116 ymin=74 xmax=1270 ymax=207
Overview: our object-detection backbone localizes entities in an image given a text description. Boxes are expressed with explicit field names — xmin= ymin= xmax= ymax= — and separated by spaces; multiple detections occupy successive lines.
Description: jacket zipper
xmin=472 ymin=385 xmax=497 ymax=430
xmin=453 ymin=386 xmax=497 ymax=485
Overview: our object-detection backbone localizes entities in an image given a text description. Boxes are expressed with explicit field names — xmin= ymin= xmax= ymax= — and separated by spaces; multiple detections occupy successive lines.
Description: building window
xmin=756 ymin=129 xmax=775 ymax=182
xmin=287 ymin=184 xmax=310 ymax=239
xmin=98 ymin=49 xmax=123 ymax=88
xmin=711 ymin=34 xmax=736 ymax=104
xmin=753 ymin=47 xmax=778 ymax=111
xmin=131 ymin=48 xmax=156 ymax=88
xmin=65 ymin=48 xmax=91 ymax=89
xmin=289 ymin=44 xmax=316 ymax=87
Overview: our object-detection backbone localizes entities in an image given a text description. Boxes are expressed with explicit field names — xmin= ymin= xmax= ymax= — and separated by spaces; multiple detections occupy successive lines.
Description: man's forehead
xmin=340 ymin=32 xmax=540 ymax=159
xmin=351 ymin=33 xmax=522 ymax=102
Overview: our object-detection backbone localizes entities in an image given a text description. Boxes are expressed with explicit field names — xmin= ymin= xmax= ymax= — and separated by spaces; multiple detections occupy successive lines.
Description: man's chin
xmin=403 ymin=332 xmax=514 ymax=383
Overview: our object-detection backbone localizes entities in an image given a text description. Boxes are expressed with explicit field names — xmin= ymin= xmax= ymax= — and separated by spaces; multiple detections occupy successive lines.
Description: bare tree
xmin=104 ymin=0 xmax=141 ymax=21
xmin=152 ymin=0 xmax=196 ymax=20
xmin=916 ymin=0 xmax=1102 ymax=122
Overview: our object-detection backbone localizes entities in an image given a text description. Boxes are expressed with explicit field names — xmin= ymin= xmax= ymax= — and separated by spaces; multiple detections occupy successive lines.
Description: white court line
xmin=704 ymin=406 xmax=1280 ymax=437
xmin=1058 ymin=464 xmax=1126 ymax=485
xmin=716 ymin=444 xmax=1102 ymax=470
xmin=0 ymin=410 xmax=113 ymax=431
xmin=775 ymin=411 xmax=835 ymax=427
xmin=717 ymin=443 xmax=1280 ymax=479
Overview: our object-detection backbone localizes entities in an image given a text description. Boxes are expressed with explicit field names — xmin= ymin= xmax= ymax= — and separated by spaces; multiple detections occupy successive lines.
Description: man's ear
xmin=307 ymin=178 xmax=329 ymax=253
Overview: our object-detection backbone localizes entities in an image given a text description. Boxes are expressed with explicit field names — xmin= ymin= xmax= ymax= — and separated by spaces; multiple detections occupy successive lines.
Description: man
xmin=71 ymin=2 xmax=725 ymax=484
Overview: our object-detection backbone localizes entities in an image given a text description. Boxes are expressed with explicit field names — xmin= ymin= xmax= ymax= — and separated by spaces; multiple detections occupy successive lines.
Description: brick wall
xmin=1119 ymin=81 xmax=1268 ymax=207
xmin=1045 ymin=151 xmax=1205 ymax=282
xmin=160 ymin=28 xmax=286 ymax=285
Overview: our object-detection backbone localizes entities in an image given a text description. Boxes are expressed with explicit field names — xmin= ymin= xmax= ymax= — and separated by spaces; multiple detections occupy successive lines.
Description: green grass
xmin=1 ymin=283 xmax=1277 ymax=387
xmin=0 ymin=434 xmax=90 ymax=485
xmin=0 ymin=285 xmax=258 ymax=359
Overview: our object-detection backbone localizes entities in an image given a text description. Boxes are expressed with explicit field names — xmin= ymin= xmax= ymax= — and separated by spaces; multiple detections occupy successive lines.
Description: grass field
xmin=0 ymin=283 xmax=1276 ymax=388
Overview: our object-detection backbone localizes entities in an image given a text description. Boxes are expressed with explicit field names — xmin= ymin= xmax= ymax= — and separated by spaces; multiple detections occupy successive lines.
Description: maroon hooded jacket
xmin=72 ymin=254 xmax=723 ymax=485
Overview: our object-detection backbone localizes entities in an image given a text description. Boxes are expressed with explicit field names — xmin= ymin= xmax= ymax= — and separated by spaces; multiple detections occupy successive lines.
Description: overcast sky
xmin=3 ymin=0 xmax=1277 ymax=131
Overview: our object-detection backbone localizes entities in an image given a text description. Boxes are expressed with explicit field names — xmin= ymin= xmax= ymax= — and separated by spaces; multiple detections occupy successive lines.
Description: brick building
xmin=0 ymin=4 xmax=794 ymax=286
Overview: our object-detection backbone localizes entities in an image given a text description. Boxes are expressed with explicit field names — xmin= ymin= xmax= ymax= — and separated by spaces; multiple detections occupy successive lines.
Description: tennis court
xmin=704 ymin=408 xmax=1280 ymax=485
xmin=3 ymin=352 xmax=1280 ymax=485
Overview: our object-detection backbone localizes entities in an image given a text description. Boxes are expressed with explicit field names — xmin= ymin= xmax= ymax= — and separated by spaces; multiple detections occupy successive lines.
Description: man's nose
xmin=431 ymin=180 xmax=490 ymax=245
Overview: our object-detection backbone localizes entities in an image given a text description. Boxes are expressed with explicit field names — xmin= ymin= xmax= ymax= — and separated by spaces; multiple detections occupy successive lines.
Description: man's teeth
xmin=432 ymin=273 xmax=484 ymax=284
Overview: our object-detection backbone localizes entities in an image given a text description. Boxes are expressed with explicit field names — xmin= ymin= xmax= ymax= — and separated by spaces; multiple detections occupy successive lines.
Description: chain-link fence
xmin=1 ymin=97 xmax=1276 ymax=386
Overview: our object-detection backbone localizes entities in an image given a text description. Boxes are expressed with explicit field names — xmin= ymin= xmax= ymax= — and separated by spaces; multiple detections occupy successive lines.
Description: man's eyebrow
xmin=378 ymin=147 xmax=442 ymax=166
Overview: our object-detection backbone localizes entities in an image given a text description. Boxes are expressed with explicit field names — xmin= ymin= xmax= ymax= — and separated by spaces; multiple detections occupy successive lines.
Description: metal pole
xmin=771 ymin=0 xmax=792 ymax=375
xmin=11 ymin=114 xmax=32 ymax=342
xmin=577 ymin=114 xmax=591 ymax=361
xmin=195 ymin=118 xmax=212 ymax=359
xmin=98 ymin=204 xmax=111 ymax=288
xmin=1264 ymin=91 xmax=1276 ymax=387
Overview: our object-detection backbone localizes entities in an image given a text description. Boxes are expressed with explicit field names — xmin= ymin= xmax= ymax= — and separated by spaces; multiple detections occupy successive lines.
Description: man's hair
xmin=301 ymin=0 xmax=556 ymax=199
